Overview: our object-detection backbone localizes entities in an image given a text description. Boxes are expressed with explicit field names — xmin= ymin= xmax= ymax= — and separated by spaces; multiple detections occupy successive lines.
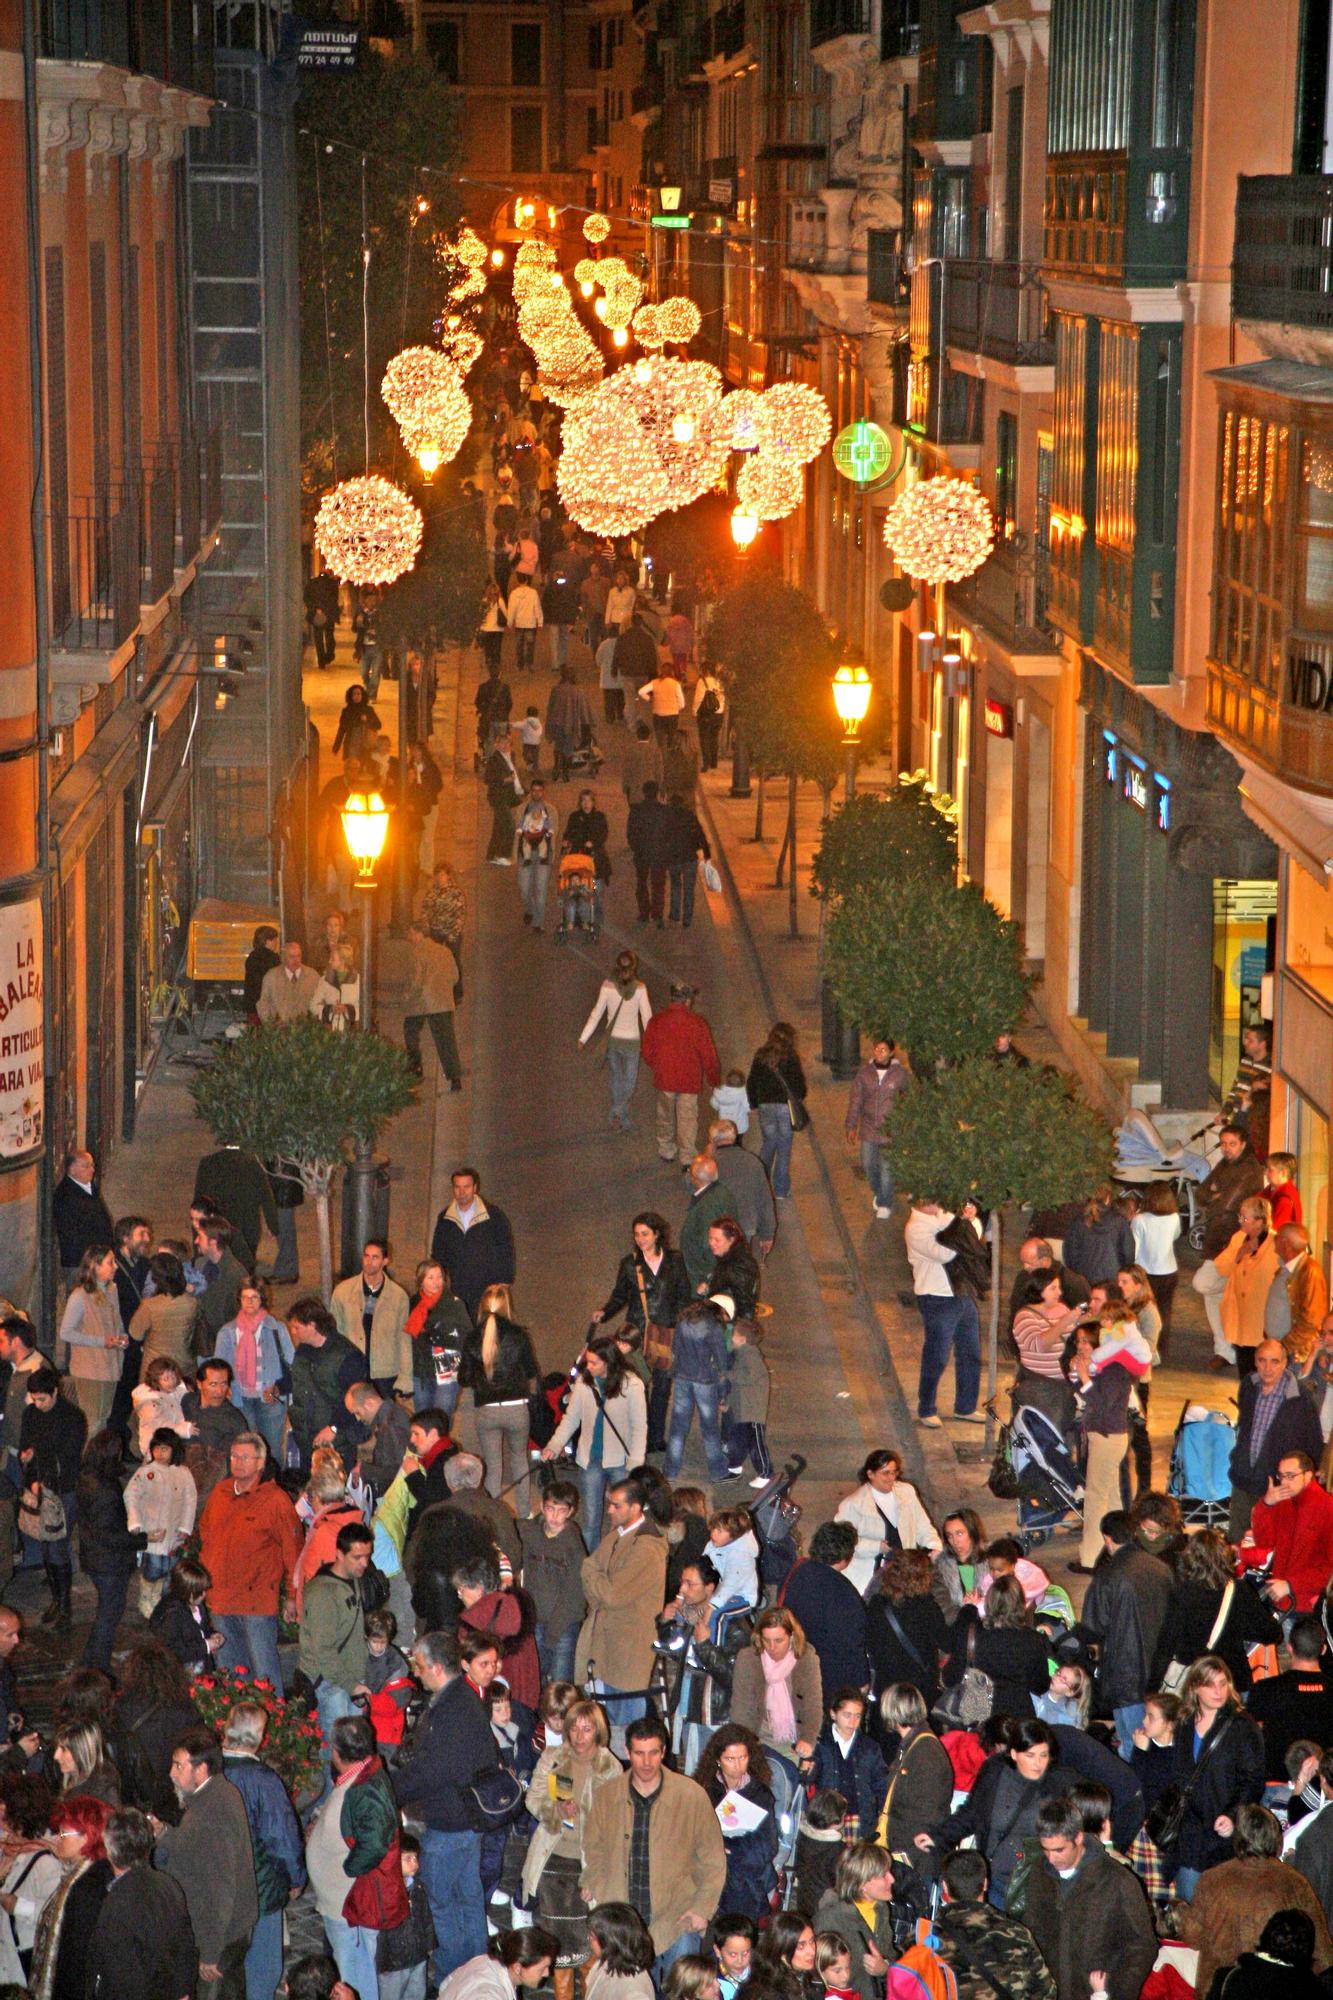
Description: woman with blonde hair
xmin=309 ymin=939 xmax=360 ymax=1031
xmin=522 ymin=1698 xmax=620 ymax=1994
xmin=1214 ymin=1194 xmax=1280 ymax=1376
xmin=460 ymin=1282 xmax=539 ymax=1513
xmin=1167 ymin=1654 xmax=1265 ymax=1898
xmin=52 ymin=1721 xmax=119 ymax=1805
xmin=291 ymin=1449 xmax=363 ymax=1613
xmin=729 ymin=1609 xmax=823 ymax=1807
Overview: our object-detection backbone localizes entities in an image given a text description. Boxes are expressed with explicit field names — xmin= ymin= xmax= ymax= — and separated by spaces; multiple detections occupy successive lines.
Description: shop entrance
xmin=1210 ymin=877 xmax=1277 ymax=1103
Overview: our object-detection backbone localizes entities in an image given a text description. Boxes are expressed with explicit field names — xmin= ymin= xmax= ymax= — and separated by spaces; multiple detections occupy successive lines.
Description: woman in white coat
xmin=540 ymin=1336 xmax=647 ymax=1536
xmin=835 ymin=1448 xmax=941 ymax=1597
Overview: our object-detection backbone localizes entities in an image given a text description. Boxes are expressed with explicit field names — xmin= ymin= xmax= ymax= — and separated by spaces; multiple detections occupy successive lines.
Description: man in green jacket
xmin=300 ymin=1521 xmax=374 ymax=1800
xmin=679 ymin=1156 xmax=734 ymax=1290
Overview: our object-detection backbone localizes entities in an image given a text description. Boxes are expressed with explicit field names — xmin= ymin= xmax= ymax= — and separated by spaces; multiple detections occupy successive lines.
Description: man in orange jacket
xmin=198 ymin=1431 xmax=303 ymax=1690
xmin=640 ymin=983 xmax=722 ymax=1167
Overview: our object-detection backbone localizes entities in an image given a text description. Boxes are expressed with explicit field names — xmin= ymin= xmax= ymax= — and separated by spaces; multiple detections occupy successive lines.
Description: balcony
xmin=1208 ymin=630 xmax=1333 ymax=798
xmin=942 ymin=258 xmax=1052 ymax=367
xmin=868 ymin=227 xmax=908 ymax=308
xmin=39 ymin=0 xmax=213 ymax=91
xmin=809 ymin=0 xmax=869 ymax=50
xmin=712 ymin=0 xmax=745 ymax=60
xmin=949 ymin=533 xmax=1058 ymax=658
xmin=1233 ymin=175 xmax=1333 ymax=345
xmin=879 ymin=0 xmax=918 ymax=62
xmin=1044 ymin=152 xmax=1127 ymax=280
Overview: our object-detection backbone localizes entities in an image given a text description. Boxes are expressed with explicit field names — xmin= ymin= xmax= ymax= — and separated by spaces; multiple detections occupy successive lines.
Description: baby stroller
xmin=1167 ymin=1401 xmax=1236 ymax=1527
xmin=565 ymin=727 xmax=604 ymax=778
xmin=1010 ymin=1404 xmax=1084 ymax=1553
xmin=554 ymin=849 xmax=600 ymax=942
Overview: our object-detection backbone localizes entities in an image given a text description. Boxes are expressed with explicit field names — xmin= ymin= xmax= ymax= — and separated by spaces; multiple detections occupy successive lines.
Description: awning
xmin=1236 ymin=759 xmax=1333 ymax=879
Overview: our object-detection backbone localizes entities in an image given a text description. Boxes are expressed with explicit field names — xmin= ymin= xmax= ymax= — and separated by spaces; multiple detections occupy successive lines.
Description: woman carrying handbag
xmin=746 ymin=1023 xmax=808 ymax=1202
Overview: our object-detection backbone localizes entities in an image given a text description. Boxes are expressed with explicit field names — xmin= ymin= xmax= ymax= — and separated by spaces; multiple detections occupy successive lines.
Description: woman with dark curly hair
xmin=699 ymin=1221 xmax=761 ymax=1322
xmin=113 ymin=1641 xmax=196 ymax=1816
xmin=696 ymin=1724 xmax=778 ymax=1919
xmin=1148 ymin=1526 xmax=1280 ymax=1697
xmin=942 ymin=1574 xmax=1050 ymax=1722
xmin=750 ymin=1911 xmax=819 ymax=2000
xmin=0 ymin=1771 xmax=59 ymax=1978
xmin=582 ymin=1904 xmax=655 ymax=2000
xmin=865 ymin=1549 xmax=950 ymax=1707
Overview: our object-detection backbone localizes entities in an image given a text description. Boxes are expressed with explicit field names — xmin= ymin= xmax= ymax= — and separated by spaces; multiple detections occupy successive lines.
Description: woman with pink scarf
xmin=213 ymin=1279 xmax=295 ymax=1463
xmin=728 ymin=1609 xmax=823 ymax=1817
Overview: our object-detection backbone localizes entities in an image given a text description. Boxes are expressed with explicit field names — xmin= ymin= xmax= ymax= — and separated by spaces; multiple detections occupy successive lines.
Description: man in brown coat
xmin=582 ymin=1714 xmax=726 ymax=1981
xmin=575 ymin=1474 xmax=666 ymax=1748
xmin=404 ymin=924 xmax=462 ymax=1088
xmin=1181 ymin=1802 xmax=1333 ymax=1996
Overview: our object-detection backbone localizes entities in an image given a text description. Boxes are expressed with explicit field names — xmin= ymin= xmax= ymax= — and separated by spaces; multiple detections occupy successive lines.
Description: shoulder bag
xmin=636 ymin=1262 xmax=674 ymax=1370
xmin=1145 ymin=1715 xmax=1233 ymax=1855
xmin=18 ymin=1486 xmax=66 ymax=1543
xmin=1160 ymin=1580 xmax=1234 ymax=1696
xmin=931 ymin=1619 xmax=995 ymax=1730
xmin=767 ymin=1058 xmax=809 ymax=1133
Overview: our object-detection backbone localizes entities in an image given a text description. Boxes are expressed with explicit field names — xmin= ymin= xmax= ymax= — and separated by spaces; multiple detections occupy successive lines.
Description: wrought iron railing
xmin=810 ymin=0 xmax=868 ymax=48
xmin=949 ymin=534 xmax=1058 ymax=653
xmin=48 ymin=493 xmax=139 ymax=654
xmin=1233 ymin=175 xmax=1333 ymax=330
xmin=941 ymin=257 xmax=1052 ymax=364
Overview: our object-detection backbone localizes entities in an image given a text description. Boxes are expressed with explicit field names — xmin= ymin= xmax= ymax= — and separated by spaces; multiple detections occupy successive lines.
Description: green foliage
xmin=192 ymin=1666 xmax=323 ymax=1799
xmin=377 ymin=478 xmax=489 ymax=649
xmin=826 ymin=875 xmax=1030 ymax=1069
xmin=297 ymin=49 xmax=464 ymax=503
xmin=707 ymin=577 xmax=843 ymax=782
xmin=810 ymin=776 xmax=958 ymax=903
xmin=190 ymin=1019 xmax=416 ymax=1174
xmin=643 ymin=493 xmax=778 ymax=601
xmin=882 ymin=1057 xmax=1112 ymax=1211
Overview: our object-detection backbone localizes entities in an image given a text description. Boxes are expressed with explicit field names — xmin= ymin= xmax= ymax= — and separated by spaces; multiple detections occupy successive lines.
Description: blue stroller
xmin=1168 ymin=1403 xmax=1236 ymax=1528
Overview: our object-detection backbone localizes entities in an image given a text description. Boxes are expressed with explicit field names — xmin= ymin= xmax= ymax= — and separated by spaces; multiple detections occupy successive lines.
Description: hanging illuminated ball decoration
xmin=558 ymin=396 xmax=669 ymax=535
xmin=593 ymin=255 xmax=642 ymax=329
xmin=315 ymin=476 xmax=423 ymax=587
xmin=455 ymin=226 xmax=488 ymax=269
xmin=736 ymin=452 xmax=805 ymax=522
xmin=381 ymin=347 xmax=473 ymax=467
xmin=725 ymin=388 xmax=764 ymax=452
xmin=657 ymin=295 xmax=702 ymax=345
xmin=439 ymin=324 xmax=484 ymax=376
xmin=632 ymin=303 xmax=665 ymax=351
xmin=883 ymin=475 xmax=994 ymax=584
xmin=583 ymin=211 xmax=611 ymax=244
xmin=574 ymin=257 xmax=598 ymax=285
xmin=756 ymin=382 xmax=832 ymax=465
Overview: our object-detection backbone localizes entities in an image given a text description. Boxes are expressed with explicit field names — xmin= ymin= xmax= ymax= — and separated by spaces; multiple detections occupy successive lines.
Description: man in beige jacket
xmin=581 ymin=1714 xmax=726 ymax=1979
xmin=330 ymin=1240 xmax=413 ymax=1393
xmin=404 ymin=923 xmax=462 ymax=1089
xmin=257 ymin=940 xmax=320 ymax=1022
xmin=575 ymin=1474 xmax=666 ymax=1747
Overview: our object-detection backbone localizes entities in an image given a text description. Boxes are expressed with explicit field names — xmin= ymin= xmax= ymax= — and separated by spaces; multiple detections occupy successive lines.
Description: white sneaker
xmin=953 ymin=1411 xmax=986 ymax=1424
xmin=874 ymin=1204 xmax=891 ymax=1219
xmin=749 ymin=1476 xmax=770 ymax=1488
xmin=917 ymin=1414 xmax=943 ymax=1429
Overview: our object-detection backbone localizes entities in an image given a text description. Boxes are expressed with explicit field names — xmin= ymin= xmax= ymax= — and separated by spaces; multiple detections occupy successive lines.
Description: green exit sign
xmin=650 ymin=214 xmax=691 ymax=229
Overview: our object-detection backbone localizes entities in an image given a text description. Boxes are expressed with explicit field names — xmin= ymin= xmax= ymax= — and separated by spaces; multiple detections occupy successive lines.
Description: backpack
xmin=698 ymin=684 xmax=721 ymax=720
xmin=884 ymin=1921 xmax=958 ymax=2000
xmin=930 ymin=1621 xmax=995 ymax=1730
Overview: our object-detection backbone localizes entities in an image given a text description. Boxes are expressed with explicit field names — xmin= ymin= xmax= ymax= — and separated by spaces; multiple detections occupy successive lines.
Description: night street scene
xmin=2 ymin=0 xmax=1333 ymax=1996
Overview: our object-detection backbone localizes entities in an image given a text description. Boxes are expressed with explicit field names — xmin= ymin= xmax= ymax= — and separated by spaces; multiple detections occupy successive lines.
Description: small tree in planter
xmin=882 ymin=1057 xmax=1112 ymax=1443
xmin=825 ymin=874 xmax=1030 ymax=1071
xmin=810 ymin=775 xmax=958 ymax=903
xmin=190 ymin=1019 xmax=416 ymax=1298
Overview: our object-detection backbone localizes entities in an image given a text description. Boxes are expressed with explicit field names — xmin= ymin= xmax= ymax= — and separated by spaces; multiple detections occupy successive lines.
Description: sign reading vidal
xmin=0 ymin=899 xmax=43 ymax=1163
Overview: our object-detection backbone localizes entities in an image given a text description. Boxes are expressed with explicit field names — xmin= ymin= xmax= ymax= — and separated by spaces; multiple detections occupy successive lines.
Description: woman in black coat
xmin=943 ymin=1576 xmax=1050 ymax=1723
xmin=702 ymin=1221 xmax=761 ymax=1320
xmin=591 ymin=1213 xmax=693 ymax=1452
xmin=113 ymin=1641 xmax=197 ymax=1818
xmin=331 ymin=684 xmax=380 ymax=760
xmin=698 ymin=1725 xmax=779 ymax=1920
xmin=865 ymin=1550 xmax=950 ymax=1709
xmin=18 ymin=1373 xmax=87 ymax=1625
xmin=147 ymin=1556 xmax=218 ymax=1676
xmin=1148 ymin=1527 xmax=1280 ymax=1695
xmin=746 ymin=1022 xmax=807 ymax=1202
xmin=458 ymin=1284 xmax=540 ymax=1515
xmin=921 ymin=1718 xmax=1066 ymax=1908
xmin=1168 ymin=1655 xmax=1266 ymax=1897
xmin=75 ymin=1430 xmax=146 ymax=1675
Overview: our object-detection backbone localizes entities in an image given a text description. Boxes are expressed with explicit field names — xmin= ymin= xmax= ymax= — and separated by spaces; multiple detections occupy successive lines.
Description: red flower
xmin=199 ymin=1679 xmax=215 ymax=1690
xmin=234 ymin=1666 xmax=248 ymax=1677
xmin=254 ymin=1679 xmax=272 ymax=1690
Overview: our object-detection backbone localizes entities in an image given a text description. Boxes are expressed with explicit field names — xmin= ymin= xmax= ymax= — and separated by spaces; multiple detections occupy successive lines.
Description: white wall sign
xmin=0 ymin=900 xmax=43 ymax=1163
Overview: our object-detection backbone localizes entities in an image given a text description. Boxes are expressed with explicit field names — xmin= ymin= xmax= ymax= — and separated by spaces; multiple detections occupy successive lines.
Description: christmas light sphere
xmin=736 ymin=451 xmax=805 ymax=522
xmin=558 ymin=396 xmax=669 ymax=535
xmin=883 ymin=476 xmax=994 ymax=584
xmin=315 ymin=476 xmax=423 ymax=587
xmin=449 ymin=268 xmax=485 ymax=304
xmin=658 ymin=295 xmax=702 ymax=345
xmin=756 ymin=382 xmax=832 ymax=465
xmin=602 ymin=354 xmax=730 ymax=508
xmin=633 ymin=303 xmax=665 ymax=351
xmin=381 ymin=347 xmax=472 ymax=467
xmin=574 ymin=257 xmax=598 ymax=285
xmin=725 ymin=388 xmax=764 ymax=452
xmin=440 ymin=324 xmax=484 ymax=375
xmin=455 ymin=226 xmax=488 ymax=269
xmin=583 ymin=211 xmax=611 ymax=244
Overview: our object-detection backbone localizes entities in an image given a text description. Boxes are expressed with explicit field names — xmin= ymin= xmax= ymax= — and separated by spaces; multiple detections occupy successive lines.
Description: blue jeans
xmin=1174 ymin=1865 xmax=1201 ymax=1901
xmin=860 ymin=1139 xmax=894 ymax=1208
xmin=654 ymin=1933 xmax=703 ymax=1988
xmin=239 ymin=1395 xmax=287 ymax=1463
xmin=580 ymin=1461 xmax=614 ymax=1537
xmin=315 ymin=1681 xmax=360 ymax=1799
xmin=214 ymin=1612 xmax=285 ymax=1693
xmin=663 ymin=1377 xmax=729 ymax=1480
xmin=244 ymin=1907 xmax=284 ymax=2000
xmin=608 ymin=1041 xmax=640 ymax=1125
xmin=668 ymin=864 xmax=697 ymax=926
xmin=535 ymin=1620 xmax=578 ymax=1683
xmin=758 ymin=1102 xmax=795 ymax=1198
xmin=917 ymin=1294 xmax=981 ymax=1417
xmin=82 ymin=1566 xmax=131 ymax=1672
xmin=414 ymin=1378 xmax=460 ymax=1424
xmin=323 ymin=1913 xmax=379 ymax=2000
xmin=1114 ymin=1703 xmax=1145 ymax=1760
xmin=419 ymin=1826 xmax=487 ymax=1983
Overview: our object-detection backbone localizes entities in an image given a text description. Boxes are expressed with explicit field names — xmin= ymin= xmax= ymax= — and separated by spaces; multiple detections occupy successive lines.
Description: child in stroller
xmin=565 ymin=727 xmax=604 ymax=779
xmin=555 ymin=848 xmax=600 ymax=942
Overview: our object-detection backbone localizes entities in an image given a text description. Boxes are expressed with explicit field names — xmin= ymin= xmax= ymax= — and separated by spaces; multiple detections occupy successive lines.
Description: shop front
xmin=1077 ymin=657 xmax=1276 ymax=1111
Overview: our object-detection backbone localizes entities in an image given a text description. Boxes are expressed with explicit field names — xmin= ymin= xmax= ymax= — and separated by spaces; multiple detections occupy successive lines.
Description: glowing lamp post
xmin=832 ymin=661 xmax=872 ymax=802
xmin=342 ymin=790 xmax=389 ymax=1032
xmin=730 ymin=505 xmax=760 ymax=552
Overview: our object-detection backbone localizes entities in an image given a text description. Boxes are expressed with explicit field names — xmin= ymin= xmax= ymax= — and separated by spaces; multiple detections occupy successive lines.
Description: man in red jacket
xmin=640 ymin=984 xmax=722 ymax=1166
xmin=1241 ymin=1449 xmax=1333 ymax=1611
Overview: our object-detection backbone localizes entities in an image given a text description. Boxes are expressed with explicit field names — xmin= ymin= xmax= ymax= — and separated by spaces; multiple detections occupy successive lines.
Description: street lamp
xmin=341 ymin=789 xmax=389 ymax=1032
xmin=832 ymin=662 xmax=872 ymax=804
xmin=730 ymin=505 xmax=759 ymax=552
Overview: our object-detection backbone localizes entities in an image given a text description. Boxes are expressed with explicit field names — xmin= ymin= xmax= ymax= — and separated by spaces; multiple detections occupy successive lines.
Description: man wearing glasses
xmin=1241 ymin=1441 xmax=1333 ymax=1614
xmin=1229 ymin=1338 xmax=1324 ymax=1542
